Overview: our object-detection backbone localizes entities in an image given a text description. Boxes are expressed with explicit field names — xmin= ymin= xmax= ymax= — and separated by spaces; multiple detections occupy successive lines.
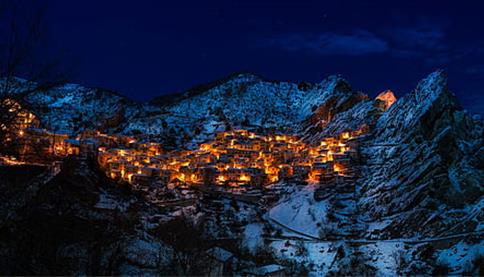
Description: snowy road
xmin=265 ymin=214 xmax=321 ymax=240
xmin=263 ymin=228 xmax=484 ymax=244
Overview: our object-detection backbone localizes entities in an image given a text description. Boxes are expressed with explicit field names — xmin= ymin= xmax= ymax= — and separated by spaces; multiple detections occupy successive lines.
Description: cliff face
xmin=358 ymin=70 xmax=483 ymax=238
xmin=298 ymin=70 xmax=483 ymax=238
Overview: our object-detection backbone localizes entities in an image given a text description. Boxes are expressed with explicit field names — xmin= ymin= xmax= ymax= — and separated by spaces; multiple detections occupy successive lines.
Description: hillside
xmin=0 ymin=71 xmax=482 ymax=275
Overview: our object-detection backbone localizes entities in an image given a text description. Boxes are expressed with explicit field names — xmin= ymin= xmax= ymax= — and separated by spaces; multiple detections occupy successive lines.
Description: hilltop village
xmin=3 ymin=98 xmax=365 ymax=191
xmin=98 ymin=129 xmax=363 ymax=189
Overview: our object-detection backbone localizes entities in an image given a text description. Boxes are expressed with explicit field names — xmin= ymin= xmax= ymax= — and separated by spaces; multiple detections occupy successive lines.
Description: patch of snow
xmin=267 ymin=185 xmax=327 ymax=238
xmin=94 ymin=189 xmax=129 ymax=212
xmin=241 ymin=223 xmax=264 ymax=255
xmin=437 ymin=240 xmax=484 ymax=273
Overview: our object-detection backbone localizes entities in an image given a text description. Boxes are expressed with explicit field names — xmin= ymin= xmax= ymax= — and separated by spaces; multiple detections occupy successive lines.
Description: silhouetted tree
xmin=0 ymin=0 xmax=73 ymax=156
xmin=155 ymin=216 xmax=206 ymax=275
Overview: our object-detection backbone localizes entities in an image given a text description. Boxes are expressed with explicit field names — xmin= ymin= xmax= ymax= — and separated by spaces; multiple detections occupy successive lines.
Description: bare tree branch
xmin=0 ymin=0 xmax=74 ymax=157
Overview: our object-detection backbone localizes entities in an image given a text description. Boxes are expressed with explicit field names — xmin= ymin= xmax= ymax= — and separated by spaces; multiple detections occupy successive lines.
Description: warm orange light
xmin=200 ymin=144 xmax=211 ymax=151
xmin=217 ymin=175 xmax=226 ymax=183
xmin=240 ymin=174 xmax=250 ymax=182
xmin=333 ymin=163 xmax=344 ymax=173
xmin=82 ymin=128 xmax=359 ymax=188
xmin=190 ymin=174 xmax=197 ymax=181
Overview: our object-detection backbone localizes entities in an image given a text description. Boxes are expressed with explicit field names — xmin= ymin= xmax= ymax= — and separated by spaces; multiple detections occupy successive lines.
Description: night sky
xmin=12 ymin=0 xmax=484 ymax=115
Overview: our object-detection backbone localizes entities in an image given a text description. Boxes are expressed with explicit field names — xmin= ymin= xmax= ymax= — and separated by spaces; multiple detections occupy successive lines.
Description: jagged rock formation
xmin=375 ymin=90 xmax=397 ymax=110
xmin=358 ymin=70 xmax=483 ymax=238
xmin=289 ymin=71 xmax=483 ymax=240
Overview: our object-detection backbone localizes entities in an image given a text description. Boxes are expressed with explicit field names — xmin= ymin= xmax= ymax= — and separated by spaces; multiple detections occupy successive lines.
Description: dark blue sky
xmin=18 ymin=0 xmax=484 ymax=114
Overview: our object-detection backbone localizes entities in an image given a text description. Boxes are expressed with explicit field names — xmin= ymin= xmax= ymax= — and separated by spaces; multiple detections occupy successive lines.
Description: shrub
xmin=462 ymin=254 xmax=484 ymax=276
xmin=432 ymin=261 xmax=450 ymax=276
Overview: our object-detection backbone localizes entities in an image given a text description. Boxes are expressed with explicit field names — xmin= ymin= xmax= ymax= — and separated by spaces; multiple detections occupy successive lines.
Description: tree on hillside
xmin=154 ymin=215 xmax=206 ymax=275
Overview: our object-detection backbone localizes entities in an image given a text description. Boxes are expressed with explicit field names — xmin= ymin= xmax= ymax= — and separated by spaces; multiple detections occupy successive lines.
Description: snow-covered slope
xmin=1 ymin=78 xmax=139 ymax=134
xmin=122 ymin=73 xmax=370 ymax=148
xmin=26 ymin=84 xmax=139 ymax=133
xmin=4 ymin=74 xmax=373 ymax=148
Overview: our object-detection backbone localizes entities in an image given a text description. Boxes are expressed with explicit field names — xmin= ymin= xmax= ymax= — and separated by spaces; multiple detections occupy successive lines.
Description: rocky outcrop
xmin=375 ymin=90 xmax=397 ymax=110
xmin=301 ymin=99 xmax=378 ymax=143
xmin=300 ymin=77 xmax=371 ymax=141
xmin=358 ymin=70 xmax=483 ymax=238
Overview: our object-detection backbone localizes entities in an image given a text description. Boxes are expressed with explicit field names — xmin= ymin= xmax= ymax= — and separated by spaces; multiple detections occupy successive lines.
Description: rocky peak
xmin=299 ymin=76 xmax=372 ymax=141
xmin=375 ymin=90 xmax=397 ymax=110
xmin=358 ymin=70 xmax=483 ymax=238
xmin=319 ymin=75 xmax=353 ymax=98
xmin=374 ymin=70 xmax=462 ymax=142
xmin=414 ymin=69 xmax=448 ymax=104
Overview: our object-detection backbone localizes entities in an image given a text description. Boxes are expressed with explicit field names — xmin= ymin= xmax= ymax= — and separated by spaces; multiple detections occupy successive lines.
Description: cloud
xmin=388 ymin=28 xmax=446 ymax=51
xmin=267 ymin=30 xmax=389 ymax=56
xmin=384 ymin=26 xmax=459 ymax=65
xmin=266 ymin=26 xmax=474 ymax=67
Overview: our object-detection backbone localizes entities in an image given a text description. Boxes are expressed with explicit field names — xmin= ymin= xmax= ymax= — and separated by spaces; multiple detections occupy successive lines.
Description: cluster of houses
xmin=98 ymin=128 xmax=363 ymax=188
xmin=5 ymin=98 xmax=363 ymax=189
xmin=15 ymin=128 xmax=128 ymax=161
xmin=2 ymin=98 xmax=39 ymax=141
xmin=3 ymin=98 xmax=131 ymax=162
xmin=3 ymin=98 xmax=77 ymax=160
